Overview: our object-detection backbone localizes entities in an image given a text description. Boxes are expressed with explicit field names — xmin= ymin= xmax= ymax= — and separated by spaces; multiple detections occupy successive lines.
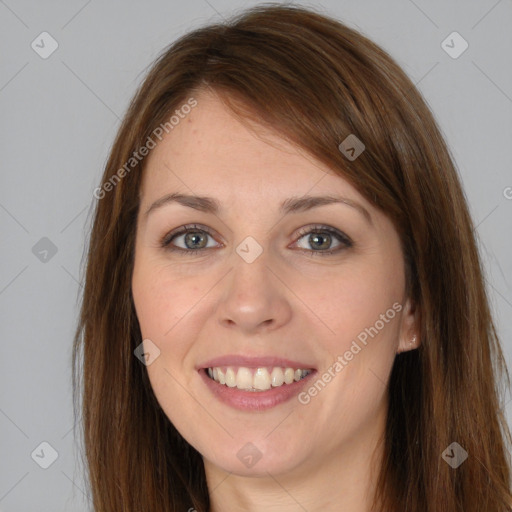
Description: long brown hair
xmin=72 ymin=3 xmax=512 ymax=510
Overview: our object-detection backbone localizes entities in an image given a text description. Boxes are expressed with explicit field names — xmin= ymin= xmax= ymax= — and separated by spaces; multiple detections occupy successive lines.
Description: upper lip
xmin=197 ymin=355 xmax=316 ymax=370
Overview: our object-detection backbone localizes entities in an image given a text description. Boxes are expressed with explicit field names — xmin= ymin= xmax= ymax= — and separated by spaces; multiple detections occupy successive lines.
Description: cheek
xmin=132 ymin=259 xmax=204 ymax=339
xmin=303 ymin=258 xmax=403 ymax=423
xmin=132 ymin=264 xmax=207 ymax=427
xmin=313 ymin=262 xmax=404 ymax=350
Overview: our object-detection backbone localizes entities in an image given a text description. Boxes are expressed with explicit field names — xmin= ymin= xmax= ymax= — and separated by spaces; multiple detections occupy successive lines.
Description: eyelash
xmin=159 ymin=223 xmax=353 ymax=257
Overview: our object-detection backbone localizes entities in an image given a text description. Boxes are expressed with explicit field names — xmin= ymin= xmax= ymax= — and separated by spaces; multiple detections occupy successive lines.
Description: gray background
xmin=1 ymin=0 xmax=511 ymax=510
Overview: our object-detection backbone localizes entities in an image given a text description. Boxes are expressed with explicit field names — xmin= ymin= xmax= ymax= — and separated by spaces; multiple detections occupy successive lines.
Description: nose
xmin=215 ymin=248 xmax=293 ymax=335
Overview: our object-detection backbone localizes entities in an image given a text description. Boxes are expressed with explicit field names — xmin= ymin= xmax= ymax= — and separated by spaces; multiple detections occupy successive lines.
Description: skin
xmin=131 ymin=88 xmax=419 ymax=512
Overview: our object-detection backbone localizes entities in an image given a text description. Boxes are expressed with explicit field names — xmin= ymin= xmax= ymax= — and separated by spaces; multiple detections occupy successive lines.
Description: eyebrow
xmin=144 ymin=192 xmax=372 ymax=225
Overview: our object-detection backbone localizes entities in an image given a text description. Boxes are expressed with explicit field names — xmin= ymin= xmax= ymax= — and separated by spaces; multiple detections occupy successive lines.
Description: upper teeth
xmin=207 ymin=366 xmax=311 ymax=391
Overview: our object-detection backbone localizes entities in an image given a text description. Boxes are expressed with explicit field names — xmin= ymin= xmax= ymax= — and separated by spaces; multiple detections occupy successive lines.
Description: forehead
xmin=140 ymin=90 xmax=366 ymax=209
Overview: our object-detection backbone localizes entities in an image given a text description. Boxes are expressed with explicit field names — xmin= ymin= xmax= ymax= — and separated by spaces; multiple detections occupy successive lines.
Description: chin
xmin=200 ymin=435 xmax=309 ymax=478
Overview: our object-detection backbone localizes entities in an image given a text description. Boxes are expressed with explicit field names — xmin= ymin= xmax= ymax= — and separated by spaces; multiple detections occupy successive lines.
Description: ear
xmin=396 ymin=297 xmax=421 ymax=354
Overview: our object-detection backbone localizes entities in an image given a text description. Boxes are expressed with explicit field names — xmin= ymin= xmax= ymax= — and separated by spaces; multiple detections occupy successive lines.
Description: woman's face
xmin=132 ymin=89 xmax=418 ymax=479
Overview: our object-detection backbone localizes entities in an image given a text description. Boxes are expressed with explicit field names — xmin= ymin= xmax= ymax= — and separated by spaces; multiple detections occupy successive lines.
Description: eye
xmin=292 ymin=225 xmax=353 ymax=256
xmin=160 ymin=223 xmax=353 ymax=256
xmin=160 ymin=224 xmax=220 ymax=255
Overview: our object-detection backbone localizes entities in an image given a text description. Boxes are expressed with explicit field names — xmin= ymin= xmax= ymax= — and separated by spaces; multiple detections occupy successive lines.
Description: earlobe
xmin=397 ymin=333 xmax=420 ymax=354
xmin=397 ymin=333 xmax=419 ymax=354
xmin=396 ymin=298 xmax=421 ymax=354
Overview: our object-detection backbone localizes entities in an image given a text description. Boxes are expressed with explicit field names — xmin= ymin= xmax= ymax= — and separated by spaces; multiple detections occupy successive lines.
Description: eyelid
xmin=160 ymin=223 xmax=353 ymax=255
xmin=292 ymin=224 xmax=352 ymax=247
xmin=160 ymin=223 xmax=221 ymax=248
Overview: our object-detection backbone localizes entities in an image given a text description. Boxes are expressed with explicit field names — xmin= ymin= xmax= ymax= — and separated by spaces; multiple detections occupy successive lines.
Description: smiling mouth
xmin=205 ymin=366 xmax=313 ymax=392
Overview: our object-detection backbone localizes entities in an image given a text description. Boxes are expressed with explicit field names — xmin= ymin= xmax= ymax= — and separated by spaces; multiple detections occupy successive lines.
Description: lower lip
xmin=199 ymin=369 xmax=316 ymax=411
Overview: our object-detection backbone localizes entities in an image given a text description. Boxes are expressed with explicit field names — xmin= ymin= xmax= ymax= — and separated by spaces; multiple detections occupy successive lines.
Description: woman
xmin=73 ymin=4 xmax=512 ymax=511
